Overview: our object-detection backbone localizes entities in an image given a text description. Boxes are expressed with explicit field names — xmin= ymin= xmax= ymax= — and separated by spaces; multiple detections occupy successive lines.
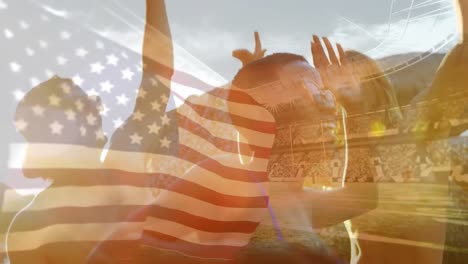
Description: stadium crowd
xmin=268 ymin=91 xmax=468 ymax=184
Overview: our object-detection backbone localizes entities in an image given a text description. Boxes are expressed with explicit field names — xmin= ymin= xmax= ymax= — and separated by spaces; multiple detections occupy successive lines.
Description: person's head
xmin=232 ymin=53 xmax=319 ymax=107
xmin=344 ymin=50 xmax=402 ymax=126
xmin=226 ymin=53 xmax=340 ymax=163
xmin=230 ymin=52 xmax=337 ymax=124
xmin=14 ymin=76 xmax=107 ymax=178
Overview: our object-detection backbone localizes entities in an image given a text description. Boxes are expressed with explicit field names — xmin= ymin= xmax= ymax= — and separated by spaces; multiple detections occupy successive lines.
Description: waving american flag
xmin=2 ymin=0 xmax=277 ymax=262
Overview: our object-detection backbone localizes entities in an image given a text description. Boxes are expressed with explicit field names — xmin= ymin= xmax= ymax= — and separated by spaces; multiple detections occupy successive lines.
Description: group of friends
xmin=4 ymin=0 xmax=468 ymax=263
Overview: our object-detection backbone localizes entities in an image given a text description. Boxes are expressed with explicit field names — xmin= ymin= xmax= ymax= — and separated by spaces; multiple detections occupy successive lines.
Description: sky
xmin=30 ymin=0 xmax=459 ymax=83
xmin=0 ymin=0 xmax=460 ymax=188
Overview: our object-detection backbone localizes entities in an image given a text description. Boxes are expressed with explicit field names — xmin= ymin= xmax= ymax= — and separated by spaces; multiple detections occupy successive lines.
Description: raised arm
xmin=104 ymin=0 xmax=174 ymax=169
xmin=267 ymin=37 xmax=378 ymax=229
xmin=142 ymin=0 xmax=173 ymax=79
xmin=455 ymin=0 xmax=468 ymax=38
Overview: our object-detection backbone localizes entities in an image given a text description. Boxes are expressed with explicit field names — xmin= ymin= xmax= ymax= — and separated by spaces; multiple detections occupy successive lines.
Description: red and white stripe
xmin=139 ymin=87 xmax=276 ymax=260
xmin=3 ymin=87 xmax=276 ymax=261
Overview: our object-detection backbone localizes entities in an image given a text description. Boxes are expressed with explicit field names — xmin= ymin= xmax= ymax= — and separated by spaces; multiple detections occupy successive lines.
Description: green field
xmin=2 ymin=183 xmax=467 ymax=263
xmin=246 ymin=183 xmax=468 ymax=263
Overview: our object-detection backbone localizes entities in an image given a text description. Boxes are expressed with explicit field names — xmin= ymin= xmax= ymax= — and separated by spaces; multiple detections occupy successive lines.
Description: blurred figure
xmin=101 ymin=1 xmax=377 ymax=263
xmin=7 ymin=76 xmax=113 ymax=263
xmin=8 ymin=1 xmax=380 ymax=263
xmin=417 ymin=1 xmax=468 ymax=263
xmin=344 ymin=50 xmax=402 ymax=127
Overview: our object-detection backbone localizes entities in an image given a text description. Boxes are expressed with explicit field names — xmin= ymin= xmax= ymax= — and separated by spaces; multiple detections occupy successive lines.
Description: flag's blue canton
xmin=13 ymin=76 xmax=108 ymax=148
xmin=108 ymin=75 xmax=179 ymax=155
xmin=2 ymin=0 xmax=178 ymax=153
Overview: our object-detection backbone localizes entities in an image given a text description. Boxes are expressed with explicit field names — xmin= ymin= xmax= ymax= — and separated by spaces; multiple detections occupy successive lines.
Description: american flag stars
xmin=90 ymin=62 xmax=105 ymax=74
xmin=38 ymin=39 xmax=48 ymax=49
xmin=4 ymin=28 xmax=14 ymax=39
xmin=150 ymin=77 xmax=158 ymax=86
xmin=121 ymin=67 xmax=134 ymax=80
xmin=151 ymin=100 xmax=162 ymax=111
xmin=95 ymin=129 xmax=106 ymax=141
xmin=60 ymin=31 xmax=71 ymax=40
xmin=5 ymin=2 xmax=178 ymax=146
xmin=100 ymin=80 xmax=114 ymax=93
xmin=56 ymin=55 xmax=68 ymax=66
xmin=25 ymin=47 xmax=35 ymax=56
xmin=14 ymin=119 xmax=28 ymax=132
xmin=19 ymin=20 xmax=29 ymax=30
xmin=65 ymin=109 xmax=76 ymax=121
xmin=80 ymin=126 xmax=87 ymax=136
xmin=116 ymin=93 xmax=129 ymax=106
xmin=72 ymin=75 xmax=84 ymax=86
xmin=138 ymin=88 xmax=147 ymax=99
xmin=61 ymin=82 xmax=72 ymax=94
xmin=98 ymin=103 xmax=110 ymax=116
xmin=49 ymin=121 xmax=64 ymax=135
xmin=96 ymin=40 xmax=104 ymax=49
xmin=161 ymin=114 xmax=170 ymax=126
xmin=75 ymin=100 xmax=84 ymax=112
xmin=86 ymin=88 xmax=99 ymax=98
xmin=13 ymin=90 xmax=25 ymax=101
xmin=160 ymin=137 xmax=171 ymax=148
xmin=32 ymin=105 xmax=45 ymax=116
xmin=48 ymin=94 xmax=61 ymax=106
xmin=106 ymin=54 xmax=119 ymax=66
xmin=75 ymin=47 xmax=88 ymax=58
xmin=147 ymin=123 xmax=161 ymax=135
xmin=129 ymin=132 xmax=143 ymax=145
xmin=132 ymin=111 xmax=145 ymax=121
xmin=160 ymin=94 xmax=169 ymax=104
xmin=10 ymin=61 xmax=21 ymax=72
xmin=86 ymin=113 xmax=97 ymax=126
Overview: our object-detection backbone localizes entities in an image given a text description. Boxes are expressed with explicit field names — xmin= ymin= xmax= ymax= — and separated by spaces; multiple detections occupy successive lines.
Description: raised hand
xmin=142 ymin=0 xmax=173 ymax=79
xmin=233 ymin=31 xmax=267 ymax=66
xmin=454 ymin=0 xmax=468 ymax=36
xmin=311 ymin=36 xmax=360 ymax=107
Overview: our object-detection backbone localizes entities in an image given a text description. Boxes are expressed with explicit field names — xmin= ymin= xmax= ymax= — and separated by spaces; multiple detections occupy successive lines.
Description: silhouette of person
xmin=116 ymin=2 xmax=377 ymax=263
xmin=81 ymin=0 xmax=377 ymax=263
xmin=9 ymin=76 xmax=110 ymax=264
xmin=343 ymin=50 xmax=402 ymax=127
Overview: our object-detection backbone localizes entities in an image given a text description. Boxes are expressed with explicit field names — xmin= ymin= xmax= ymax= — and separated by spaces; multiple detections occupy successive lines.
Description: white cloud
xmin=95 ymin=29 xmax=226 ymax=84
xmin=330 ymin=10 xmax=458 ymax=59
xmin=93 ymin=28 xmax=228 ymax=110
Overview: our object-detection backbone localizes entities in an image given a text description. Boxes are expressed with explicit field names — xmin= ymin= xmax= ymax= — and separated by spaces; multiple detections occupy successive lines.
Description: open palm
xmin=311 ymin=35 xmax=360 ymax=107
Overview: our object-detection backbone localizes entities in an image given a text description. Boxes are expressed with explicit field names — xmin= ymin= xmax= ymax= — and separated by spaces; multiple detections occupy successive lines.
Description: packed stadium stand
xmin=267 ymin=91 xmax=468 ymax=185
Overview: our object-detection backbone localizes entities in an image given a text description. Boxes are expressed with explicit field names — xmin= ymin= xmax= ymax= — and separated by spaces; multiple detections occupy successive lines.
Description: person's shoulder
xmin=440 ymin=36 xmax=468 ymax=65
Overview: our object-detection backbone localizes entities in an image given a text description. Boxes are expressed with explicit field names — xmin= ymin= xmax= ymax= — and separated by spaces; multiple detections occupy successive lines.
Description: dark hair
xmin=344 ymin=50 xmax=402 ymax=124
xmin=15 ymin=77 xmax=106 ymax=148
xmin=232 ymin=53 xmax=307 ymax=90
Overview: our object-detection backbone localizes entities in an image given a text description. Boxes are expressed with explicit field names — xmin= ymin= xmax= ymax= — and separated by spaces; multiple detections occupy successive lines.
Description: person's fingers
xmin=232 ymin=49 xmax=252 ymax=65
xmin=311 ymin=42 xmax=319 ymax=68
xmin=312 ymin=35 xmax=321 ymax=45
xmin=311 ymin=43 xmax=331 ymax=87
xmin=313 ymin=35 xmax=331 ymax=67
xmin=254 ymin=31 xmax=262 ymax=52
xmin=311 ymin=42 xmax=325 ymax=68
xmin=323 ymin=37 xmax=339 ymax=65
xmin=337 ymin=43 xmax=347 ymax=65
xmin=336 ymin=43 xmax=356 ymax=81
xmin=312 ymin=42 xmax=327 ymax=69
